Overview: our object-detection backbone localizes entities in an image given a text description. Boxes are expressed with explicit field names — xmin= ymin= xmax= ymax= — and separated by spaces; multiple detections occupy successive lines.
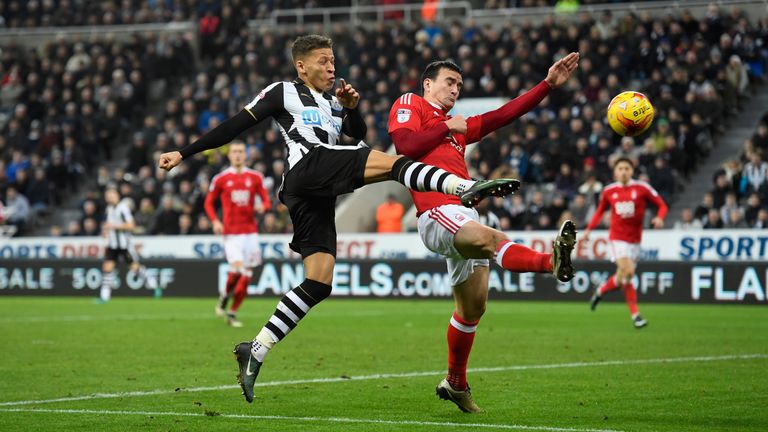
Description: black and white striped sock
xmin=390 ymin=157 xmax=475 ymax=196
xmin=251 ymin=279 xmax=332 ymax=362
xmin=100 ymin=271 xmax=116 ymax=302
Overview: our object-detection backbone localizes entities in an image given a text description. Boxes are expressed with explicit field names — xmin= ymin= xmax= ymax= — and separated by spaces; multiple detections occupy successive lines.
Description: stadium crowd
xmin=1 ymin=4 xmax=768 ymax=236
xmin=0 ymin=1 xmax=665 ymax=29
xmin=678 ymin=115 xmax=768 ymax=229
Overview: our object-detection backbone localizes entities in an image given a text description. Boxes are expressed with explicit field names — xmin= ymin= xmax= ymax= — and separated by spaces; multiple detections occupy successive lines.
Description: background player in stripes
xmin=583 ymin=157 xmax=668 ymax=328
xmin=98 ymin=187 xmax=157 ymax=303
xmin=157 ymin=34 xmax=521 ymax=404
xmin=207 ymin=141 xmax=271 ymax=327
xmin=388 ymin=54 xmax=579 ymax=412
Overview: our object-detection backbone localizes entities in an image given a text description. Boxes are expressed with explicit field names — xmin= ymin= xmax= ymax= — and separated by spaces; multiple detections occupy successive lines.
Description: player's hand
xmin=212 ymin=220 xmax=224 ymax=235
xmin=545 ymin=52 xmax=580 ymax=88
xmin=158 ymin=151 xmax=183 ymax=171
xmin=581 ymin=228 xmax=591 ymax=243
xmin=445 ymin=115 xmax=467 ymax=135
xmin=651 ymin=217 xmax=664 ymax=229
xmin=335 ymin=78 xmax=360 ymax=109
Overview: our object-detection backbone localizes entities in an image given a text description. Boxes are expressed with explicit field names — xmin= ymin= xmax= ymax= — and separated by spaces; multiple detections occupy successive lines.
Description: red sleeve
xmin=646 ymin=186 xmax=668 ymax=220
xmin=204 ymin=177 xmax=221 ymax=222
xmin=587 ymin=192 xmax=609 ymax=230
xmin=389 ymin=94 xmax=449 ymax=160
xmin=390 ymin=125 xmax=449 ymax=160
xmin=465 ymin=80 xmax=551 ymax=143
xmin=256 ymin=175 xmax=271 ymax=211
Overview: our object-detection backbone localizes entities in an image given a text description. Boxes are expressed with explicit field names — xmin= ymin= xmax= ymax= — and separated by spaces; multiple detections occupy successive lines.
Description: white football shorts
xmin=609 ymin=240 xmax=641 ymax=262
xmin=223 ymin=233 xmax=262 ymax=268
xmin=417 ymin=204 xmax=489 ymax=286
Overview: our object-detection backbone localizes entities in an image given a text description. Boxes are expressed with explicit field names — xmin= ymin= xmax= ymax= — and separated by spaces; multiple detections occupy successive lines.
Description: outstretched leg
xmin=234 ymin=252 xmax=335 ymax=403
xmin=364 ymin=151 xmax=520 ymax=206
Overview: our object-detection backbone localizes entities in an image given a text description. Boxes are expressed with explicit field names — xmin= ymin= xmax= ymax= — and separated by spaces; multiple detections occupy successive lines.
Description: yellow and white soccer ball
xmin=606 ymin=91 xmax=655 ymax=137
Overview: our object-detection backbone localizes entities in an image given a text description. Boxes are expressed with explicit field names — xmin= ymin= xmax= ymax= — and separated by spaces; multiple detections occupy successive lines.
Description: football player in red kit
xmin=582 ymin=157 xmax=668 ymax=328
xmin=388 ymin=53 xmax=580 ymax=413
xmin=206 ymin=141 xmax=271 ymax=327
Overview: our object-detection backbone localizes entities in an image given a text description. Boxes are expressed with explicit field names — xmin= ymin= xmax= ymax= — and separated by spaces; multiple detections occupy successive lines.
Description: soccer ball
xmin=606 ymin=91 xmax=655 ymax=137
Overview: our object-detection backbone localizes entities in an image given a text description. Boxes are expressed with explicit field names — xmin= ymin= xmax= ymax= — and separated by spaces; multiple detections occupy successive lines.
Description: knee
xmin=458 ymin=295 xmax=487 ymax=322
xmin=470 ymin=230 xmax=499 ymax=258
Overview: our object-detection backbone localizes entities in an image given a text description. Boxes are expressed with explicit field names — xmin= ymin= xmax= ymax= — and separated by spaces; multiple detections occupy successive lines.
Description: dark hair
xmin=421 ymin=60 xmax=463 ymax=91
xmin=613 ymin=157 xmax=635 ymax=169
xmin=291 ymin=35 xmax=332 ymax=62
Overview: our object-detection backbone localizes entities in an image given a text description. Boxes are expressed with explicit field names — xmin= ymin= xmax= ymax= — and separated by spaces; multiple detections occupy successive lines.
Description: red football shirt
xmin=388 ymin=93 xmax=480 ymax=214
xmin=587 ymin=180 xmax=668 ymax=243
xmin=205 ymin=167 xmax=271 ymax=235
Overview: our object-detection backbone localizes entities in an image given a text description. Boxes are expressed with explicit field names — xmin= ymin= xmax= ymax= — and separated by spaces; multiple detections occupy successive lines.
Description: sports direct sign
xmin=1 ymin=229 xmax=768 ymax=261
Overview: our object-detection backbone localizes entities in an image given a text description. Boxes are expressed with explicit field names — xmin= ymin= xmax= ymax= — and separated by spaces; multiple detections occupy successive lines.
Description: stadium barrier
xmin=1 ymin=258 xmax=766 ymax=304
xmin=2 ymin=230 xmax=768 ymax=261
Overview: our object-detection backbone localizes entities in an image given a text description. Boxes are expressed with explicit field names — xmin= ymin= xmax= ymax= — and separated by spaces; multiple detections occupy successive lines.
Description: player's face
xmin=228 ymin=144 xmax=246 ymax=168
xmin=105 ymin=189 xmax=119 ymax=205
xmin=613 ymin=161 xmax=634 ymax=184
xmin=424 ymin=68 xmax=463 ymax=110
xmin=297 ymin=48 xmax=336 ymax=92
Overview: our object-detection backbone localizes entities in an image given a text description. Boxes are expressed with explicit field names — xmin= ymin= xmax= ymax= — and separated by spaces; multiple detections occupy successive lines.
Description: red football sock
xmin=230 ymin=275 xmax=251 ymax=312
xmin=623 ymin=282 xmax=639 ymax=316
xmin=495 ymin=240 xmax=552 ymax=273
xmin=446 ymin=311 xmax=478 ymax=391
xmin=598 ymin=275 xmax=619 ymax=296
xmin=225 ymin=271 xmax=241 ymax=296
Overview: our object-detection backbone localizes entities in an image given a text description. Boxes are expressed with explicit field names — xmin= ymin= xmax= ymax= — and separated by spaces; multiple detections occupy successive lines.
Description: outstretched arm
xmin=583 ymin=192 xmax=608 ymax=242
xmin=465 ymin=52 xmax=580 ymax=143
xmin=159 ymin=82 xmax=283 ymax=171
xmin=648 ymin=191 xmax=668 ymax=228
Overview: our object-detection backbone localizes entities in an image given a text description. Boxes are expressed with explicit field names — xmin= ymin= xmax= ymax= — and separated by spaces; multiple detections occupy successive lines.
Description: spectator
xmin=178 ymin=213 xmax=194 ymax=235
xmin=720 ymin=193 xmax=742 ymax=225
xmin=194 ymin=214 xmax=214 ymax=234
xmin=65 ymin=221 xmax=82 ymax=236
xmin=26 ymin=167 xmax=51 ymax=215
xmin=704 ymin=209 xmax=724 ymax=229
xmin=649 ymin=157 xmax=675 ymax=203
xmin=744 ymin=194 xmax=762 ymax=226
xmin=578 ymin=173 xmax=603 ymax=205
xmin=134 ymin=198 xmax=156 ymax=234
xmin=726 ymin=208 xmax=748 ymax=228
xmin=740 ymin=152 xmax=768 ymax=196
xmin=674 ymin=208 xmax=704 ymax=230
xmin=375 ymin=194 xmax=404 ymax=233
xmin=3 ymin=186 xmax=31 ymax=231
xmin=695 ymin=192 xmax=714 ymax=222
xmin=755 ymin=209 xmax=768 ymax=228
xmin=568 ymin=193 xmax=591 ymax=228
xmin=82 ymin=217 xmax=99 ymax=236
xmin=152 ymin=195 xmax=181 ymax=235
xmin=710 ymin=172 xmax=732 ymax=208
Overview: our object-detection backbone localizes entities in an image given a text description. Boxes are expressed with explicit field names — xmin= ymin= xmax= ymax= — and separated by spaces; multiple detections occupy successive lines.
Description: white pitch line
xmin=0 ymin=353 xmax=765 ymax=407
xmin=0 ymin=408 xmax=626 ymax=432
xmin=0 ymin=309 xmax=445 ymax=324
xmin=0 ymin=313 xmax=214 ymax=324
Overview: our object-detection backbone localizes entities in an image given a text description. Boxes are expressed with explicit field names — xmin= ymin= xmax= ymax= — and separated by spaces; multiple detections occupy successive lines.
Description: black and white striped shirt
xmin=244 ymin=78 xmax=367 ymax=170
xmin=105 ymin=200 xmax=133 ymax=250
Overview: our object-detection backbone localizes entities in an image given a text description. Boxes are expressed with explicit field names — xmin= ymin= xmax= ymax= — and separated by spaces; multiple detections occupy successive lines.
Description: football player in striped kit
xmin=98 ymin=187 xmax=156 ymax=303
xmin=158 ymin=34 xmax=522 ymax=404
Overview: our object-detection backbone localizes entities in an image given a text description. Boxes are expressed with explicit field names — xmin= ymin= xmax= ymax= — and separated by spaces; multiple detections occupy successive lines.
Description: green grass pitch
xmin=0 ymin=296 xmax=766 ymax=431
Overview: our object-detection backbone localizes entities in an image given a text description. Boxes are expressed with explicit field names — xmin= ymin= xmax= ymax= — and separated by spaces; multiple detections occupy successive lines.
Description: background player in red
xmin=388 ymin=53 xmax=579 ymax=413
xmin=206 ymin=140 xmax=271 ymax=327
xmin=582 ymin=157 xmax=668 ymax=329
